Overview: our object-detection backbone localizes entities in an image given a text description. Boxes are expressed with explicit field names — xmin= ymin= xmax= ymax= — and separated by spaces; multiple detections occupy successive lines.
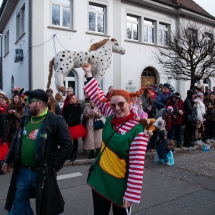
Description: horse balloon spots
xmin=47 ymin=38 xmax=125 ymax=99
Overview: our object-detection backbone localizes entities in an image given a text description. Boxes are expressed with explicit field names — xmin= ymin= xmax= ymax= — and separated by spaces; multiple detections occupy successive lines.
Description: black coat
xmin=184 ymin=97 xmax=196 ymax=122
xmin=4 ymin=111 xmax=72 ymax=215
xmin=0 ymin=113 xmax=9 ymax=143
xmin=62 ymin=103 xmax=83 ymax=126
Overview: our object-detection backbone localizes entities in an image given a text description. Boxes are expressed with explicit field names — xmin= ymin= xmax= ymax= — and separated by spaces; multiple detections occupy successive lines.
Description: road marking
xmin=57 ymin=172 xmax=82 ymax=180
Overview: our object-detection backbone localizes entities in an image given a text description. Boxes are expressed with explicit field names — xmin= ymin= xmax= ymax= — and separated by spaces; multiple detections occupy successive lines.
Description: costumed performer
xmin=83 ymin=63 xmax=149 ymax=215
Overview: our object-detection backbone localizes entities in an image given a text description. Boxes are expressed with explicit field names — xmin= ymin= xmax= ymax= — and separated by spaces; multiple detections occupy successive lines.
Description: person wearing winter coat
xmin=83 ymin=99 xmax=102 ymax=159
xmin=62 ymin=94 xmax=87 ymax=161
xmin=204 ymin=92 xmax=215 ymax=145
xmin=184 ymin=89 xmax=197 ymax=147
xmin=194 ymin=92 xmax=205 ymax=146
xmin=166 ymin=93 xmax=184 ymax=148
xmin=0 ymin=108 xmax=9 ymax=175
xmin=157 ymin=139 xmax=175 ymax=166
xmin=141 ymin=88 xmax=156 ymax=118
xmin=154 ymin=83 xmax=173 ymax=112
xmin=2 ymin=89 xmax=72 ymax=215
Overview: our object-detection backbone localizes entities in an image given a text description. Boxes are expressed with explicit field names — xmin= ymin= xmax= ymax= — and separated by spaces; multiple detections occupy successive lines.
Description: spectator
xmin=6 ymin=91 xmax=26 ymax=141
xmin=146 ymin=82 xmax=156 ymax=100
xmin=62 ymin=94 xmax=87 ymax=161
xmin=213 ymin=86 xmax=215 ymax=93
xmin=194 ymin=92 xmax=205 ymax=146
xmin=157 ymin=139 xmax=175 ymax=166
xmin=105 ymin=86 xmax=114 ymax=98
xmin=155 ymin=83 xmax=173 ymax=112
xmin=0 ymin=107 xmax=9 ymax=175
xmin=149 ymin=117 xmax=167 ymax=152
xmin=2 ymin=89 xmax=72 ymax=214
xmin=47 ymin=94 xmax=61 ymax=115
xmin=153 ymin=83 xmax=160 ymax=94
xmin=141 ymin=88 xmax=156 ymax=118
xmin=62 ymin=87 xmax=74 ymax=112
xmin=83 ymin=99 xmax=102 ymax=159
xmin=204 ymin=92 xmax=215 ymax=145
xmin=166 ymin=93 xmax=184 ymax=148
xmin=184 ymin=90 xmax=197 ymax=147
xmin=0 ymin=93 xmax=9 ymax=114
xmin=133 ymin=98 xmax=148 ymax=120
xmin=155 ymin=106 xmax=174 ymax=133
xmin=206 ymin=89 xmax=211 ymax=94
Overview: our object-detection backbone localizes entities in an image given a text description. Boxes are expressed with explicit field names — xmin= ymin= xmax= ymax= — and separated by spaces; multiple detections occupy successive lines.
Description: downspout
xmin=28 ymin=0 xmax=32 ymax=90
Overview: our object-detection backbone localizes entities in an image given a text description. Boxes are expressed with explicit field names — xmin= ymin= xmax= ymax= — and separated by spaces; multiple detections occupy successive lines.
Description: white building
xmin=0 ymin=0 xmax=215 ymax=100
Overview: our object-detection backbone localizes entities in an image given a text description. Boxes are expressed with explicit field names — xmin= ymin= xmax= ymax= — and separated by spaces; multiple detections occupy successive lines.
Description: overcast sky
xmin=0 ymin=0 xmax=214 ymax=17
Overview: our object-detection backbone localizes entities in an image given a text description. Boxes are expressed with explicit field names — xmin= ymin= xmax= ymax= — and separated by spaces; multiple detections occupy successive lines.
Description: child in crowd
xmin=157 ymin=139 xmax=175 ymax=166
xmin=148 ymin=117 xmax=167 ymax=152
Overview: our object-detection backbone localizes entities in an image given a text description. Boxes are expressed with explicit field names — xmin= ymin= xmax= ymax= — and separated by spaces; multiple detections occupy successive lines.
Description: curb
xmin=63 ymin=143 xmax=213 ymax=166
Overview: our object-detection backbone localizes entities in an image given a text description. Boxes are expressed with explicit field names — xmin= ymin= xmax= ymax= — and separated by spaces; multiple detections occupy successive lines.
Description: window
xmin=144 ymin=19 xmax=155 ymax=43
xmin=89 ymin=3 xmax=106 ymax=33
xmin=52 ymin=0 xmax=71 ymax=28
xmin=159 ymin=23 xmax=169 ymax=45
xmin=187 ymin=28 xmax=198 ymax=48
xmin=4 ymin=30 xmax=9 ymax=55
xmin=16 ymin=4 xmax=25 ymax=39
xmin=126 ymin=14 xmax=139 ymax=40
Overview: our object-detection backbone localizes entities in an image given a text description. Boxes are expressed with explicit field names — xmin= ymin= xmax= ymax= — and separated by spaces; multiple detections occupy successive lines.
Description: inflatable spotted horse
xmin=47 ymin=38 xmax=125 ymax=100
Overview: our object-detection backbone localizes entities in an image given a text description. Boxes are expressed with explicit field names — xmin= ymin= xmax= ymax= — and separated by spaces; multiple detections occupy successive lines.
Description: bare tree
xmin=154 ymin=23 xmax=215 ymax=89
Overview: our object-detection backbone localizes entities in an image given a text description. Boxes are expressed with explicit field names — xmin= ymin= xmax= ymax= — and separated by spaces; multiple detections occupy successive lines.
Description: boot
xmin=94 ymin=148 xmax=100 ymax=158
xmin=0 ymin=160 xmax=4 ymax=175
xmin=88 ymin=150 xmax=94 ymax=159
xmin=70 ymin=152 xmax=77 ymax=162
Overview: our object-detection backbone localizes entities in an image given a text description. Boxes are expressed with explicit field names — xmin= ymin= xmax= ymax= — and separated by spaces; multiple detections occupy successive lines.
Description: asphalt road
xmin=0 ymin=149 xmax=215 ymax=215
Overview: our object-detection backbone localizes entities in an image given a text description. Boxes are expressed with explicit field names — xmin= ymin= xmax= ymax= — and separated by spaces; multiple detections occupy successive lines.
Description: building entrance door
xmin=141 ymin=67 xmax=157 ymax=87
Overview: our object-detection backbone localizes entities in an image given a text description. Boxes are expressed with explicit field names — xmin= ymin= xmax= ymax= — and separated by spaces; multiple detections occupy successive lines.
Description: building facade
xmin=0 ymin=0 xmax=215 ymax=100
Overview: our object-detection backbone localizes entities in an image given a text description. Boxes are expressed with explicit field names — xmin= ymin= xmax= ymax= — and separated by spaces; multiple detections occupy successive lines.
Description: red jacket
xmin=166 ymin=97 xmax=184 ymax=125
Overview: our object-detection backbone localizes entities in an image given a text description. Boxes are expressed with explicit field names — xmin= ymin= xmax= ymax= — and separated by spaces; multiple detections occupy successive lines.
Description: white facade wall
xmin=2 ymin=0 xmax=30 ymax=98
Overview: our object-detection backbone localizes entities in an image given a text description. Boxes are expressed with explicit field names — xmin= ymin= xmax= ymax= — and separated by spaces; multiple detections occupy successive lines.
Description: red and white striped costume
xmin=84 ymin=78 xmax=148 ymax=203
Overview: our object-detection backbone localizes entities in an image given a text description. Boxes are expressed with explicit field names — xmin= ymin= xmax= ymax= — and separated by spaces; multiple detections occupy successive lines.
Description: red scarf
xmin=111 ymin=110 xmax=136 ymax=125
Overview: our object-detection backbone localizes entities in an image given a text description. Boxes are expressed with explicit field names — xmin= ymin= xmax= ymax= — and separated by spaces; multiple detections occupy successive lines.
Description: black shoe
xmin=70 ymin=153 xmax=77 ymax=162
xmin=189 ymin=142 xmax=194 ymax=147
xmin=177 ymin=145 xmax=183 ymax=148
xmin=88 ymin=150 xmax=94 ymax=159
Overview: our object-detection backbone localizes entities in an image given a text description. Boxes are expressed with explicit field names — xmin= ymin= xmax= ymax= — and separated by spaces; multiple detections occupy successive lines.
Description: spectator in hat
xmin=0 ymin=92 xmax=9 ymax=114
xmin=155 ymin=83 xmax=173 ymax=112
xmin=148 ymin=106 xmax=173 ymax=152
xmin=166 ymin=93 xmax=184 ymax=148
xmin=146 ymin=82 xmax=156 ymax=100
xmin=2 ymin=89 xmax=72 ymax=215
xmin=184 ymin=89 xmax=197 ymax=147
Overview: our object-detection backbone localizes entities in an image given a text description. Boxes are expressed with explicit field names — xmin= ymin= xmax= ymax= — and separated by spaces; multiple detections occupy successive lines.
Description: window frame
xmin=4 ymin=30 xmax=9 ymax=56
xmin=158 ymin=22 xmax=169 ymax=46
xmin=144 ymin=18 xmax=155 ymax=44
xmin=88 ymin=2 xmax=106 ymax=34
xmin=16 ymin=3 xmax=25 ymax=40
xmin=51 ymin=0 xmax=72 ymax=28
xmin=126 ymin=14 xmax=140 ymax=41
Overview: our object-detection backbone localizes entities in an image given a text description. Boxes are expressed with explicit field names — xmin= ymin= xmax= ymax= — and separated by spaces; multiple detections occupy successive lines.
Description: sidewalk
xmin=64 ymin=139 xmax=214 ymax=166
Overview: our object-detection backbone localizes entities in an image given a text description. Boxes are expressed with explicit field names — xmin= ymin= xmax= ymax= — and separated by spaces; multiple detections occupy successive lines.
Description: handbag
xmin=186 ymin=108 xmax=197 ymax=123
xmin=87 ymin=119 xmax=128 ymax=182
xmin=93 ymin=120 xmax=104 ymax=130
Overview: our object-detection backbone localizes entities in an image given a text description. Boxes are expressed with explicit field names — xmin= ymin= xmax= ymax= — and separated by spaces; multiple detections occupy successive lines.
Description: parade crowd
xmin=0 ymin=65 xmax=215 ymax=214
